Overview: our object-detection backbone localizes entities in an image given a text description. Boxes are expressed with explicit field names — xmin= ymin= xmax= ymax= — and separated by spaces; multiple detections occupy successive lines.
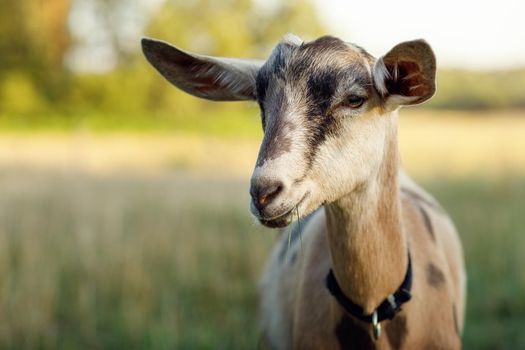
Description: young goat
xmin=142 ymin=34 xmax=466 ymax=349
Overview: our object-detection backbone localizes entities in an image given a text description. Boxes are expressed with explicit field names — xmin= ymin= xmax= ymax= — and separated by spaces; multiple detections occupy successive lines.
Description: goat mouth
xmin=259 ymin=192 xmax=310 ymax=228
xmin=260 ymin=208 xmax=295 ymax=228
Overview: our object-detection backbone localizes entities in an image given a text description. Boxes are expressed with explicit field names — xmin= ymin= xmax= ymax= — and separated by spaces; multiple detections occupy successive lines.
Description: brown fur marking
xmin=453 ymin=304 xmax=461 ymax=338
xmin=427 ymin=262 xmax=446 ymax=288
xmin=418 ymin=204 xmax=435 ymax=241
xmin=401 ymin=187 xmax=441 ymax=210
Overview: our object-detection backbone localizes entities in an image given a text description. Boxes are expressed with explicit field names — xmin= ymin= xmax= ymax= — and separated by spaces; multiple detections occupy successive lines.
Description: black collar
xmin=325 ymin=254 xmax=412 ymax=324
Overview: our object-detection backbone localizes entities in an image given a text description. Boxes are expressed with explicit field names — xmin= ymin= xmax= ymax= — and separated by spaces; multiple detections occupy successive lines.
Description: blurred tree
xmin=0 ymin=0 xmax=71 ymax=112
xmin=428 ymin=68 xmax=525 ymax=110
xmin=65 ymin=0 xmax=326 ymax=116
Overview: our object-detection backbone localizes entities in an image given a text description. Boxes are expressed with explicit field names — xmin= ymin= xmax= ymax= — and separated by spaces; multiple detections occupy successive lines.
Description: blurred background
xmin=0 ymin=0 xmax=524 ymax=348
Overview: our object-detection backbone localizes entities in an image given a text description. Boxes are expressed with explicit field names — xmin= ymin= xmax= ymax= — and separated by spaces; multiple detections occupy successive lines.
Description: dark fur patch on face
xmin=303 ymin=74 xmax=371 ymax=167
xmin=418 ymin=205 xmax=435 ymax=241
xmin=256 ymin=87 xmax=292 ymax=166
xmin=256 ymin=73 xmax=270 ymax=127
xmin=426 ymin=263 xmax=445 ymax=289
xmin=335 ymin=314 xmax=376 ymax=350
xmin=301 ymin=67 xmax=341 ymax=165
xmin=385 ymin=315 xmax=408 ymax=350
xmin=306 ymin=68 xmax=339 ymax=116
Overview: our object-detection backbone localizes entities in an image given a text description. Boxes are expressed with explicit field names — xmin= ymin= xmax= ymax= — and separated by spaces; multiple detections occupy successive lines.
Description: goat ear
xmin=373 ymin=39 xmax=436 ymax=107
xmin=141 ymin=38 xmax=263 ymax=101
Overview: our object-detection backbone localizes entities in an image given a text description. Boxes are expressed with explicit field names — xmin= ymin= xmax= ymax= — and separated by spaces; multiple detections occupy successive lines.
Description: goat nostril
xmin=256 ymin=183 xmax=283 ymax=207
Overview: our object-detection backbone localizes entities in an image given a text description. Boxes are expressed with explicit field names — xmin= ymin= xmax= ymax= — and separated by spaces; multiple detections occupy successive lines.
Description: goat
xmin=142 ymin=33 xmax=466 ymax=349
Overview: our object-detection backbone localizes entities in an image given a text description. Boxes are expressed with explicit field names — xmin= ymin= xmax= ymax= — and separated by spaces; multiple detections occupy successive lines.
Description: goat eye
xmin=344 ymin=95 xmax=366 ymax=109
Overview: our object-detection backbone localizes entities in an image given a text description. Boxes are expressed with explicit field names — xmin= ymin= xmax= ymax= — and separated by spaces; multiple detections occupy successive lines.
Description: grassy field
xmin=0 ymin=110 xmax=524 ymax=349
xmin=0 ymin=169 xmax=523 ymax=349
xmin=0 ymin=169 xmax=271 ymax=349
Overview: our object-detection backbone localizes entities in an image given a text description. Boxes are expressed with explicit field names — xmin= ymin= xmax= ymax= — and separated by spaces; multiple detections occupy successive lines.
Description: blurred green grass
xmin=0 ymin=107 xmax=263 ymax=138
xmin=0 ymin=169 xmax=523 ymax=349
xmin=430 ymin=177 xmax=525 ymax=349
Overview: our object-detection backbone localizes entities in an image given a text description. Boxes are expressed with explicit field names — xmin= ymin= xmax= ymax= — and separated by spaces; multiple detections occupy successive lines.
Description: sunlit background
xmin=0 ymin=0 xmax=524 ymax=348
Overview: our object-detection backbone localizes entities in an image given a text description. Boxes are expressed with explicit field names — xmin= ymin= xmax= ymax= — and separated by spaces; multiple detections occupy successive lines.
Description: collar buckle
xmin=371 ymin=311 xmax=381 ymax=340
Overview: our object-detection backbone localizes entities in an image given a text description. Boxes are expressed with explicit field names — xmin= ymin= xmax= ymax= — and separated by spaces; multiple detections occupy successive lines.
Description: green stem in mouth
xmin=296 ymin=206 xmax=304 ymax=265
xmin=286 ymin=222 xmax=292 ymax=264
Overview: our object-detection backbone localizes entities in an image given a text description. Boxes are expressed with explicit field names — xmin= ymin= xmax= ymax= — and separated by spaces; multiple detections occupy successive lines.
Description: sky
xmin=313 ymin=0 xmax=525 ymax=69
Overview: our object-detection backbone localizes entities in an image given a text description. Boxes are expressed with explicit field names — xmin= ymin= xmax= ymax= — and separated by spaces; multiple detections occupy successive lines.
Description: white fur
xmin=372 ymin=57 xmax=390 ymax=96
xmin=282 ymin=33 xmax=303 ymax=46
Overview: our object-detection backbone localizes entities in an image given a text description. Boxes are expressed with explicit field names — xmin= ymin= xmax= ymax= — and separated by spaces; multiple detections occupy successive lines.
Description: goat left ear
xmin=373 ymin=39 xmax=436 ymax=107
xmin=142 ymin=38 xmax=263 ymax=101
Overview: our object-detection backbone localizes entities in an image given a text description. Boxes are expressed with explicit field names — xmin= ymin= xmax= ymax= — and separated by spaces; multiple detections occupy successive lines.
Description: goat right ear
xmin=372 ymin=39 xmax=436 ymax=108
xmin=141 ymin=38 xmax=264 ymax=101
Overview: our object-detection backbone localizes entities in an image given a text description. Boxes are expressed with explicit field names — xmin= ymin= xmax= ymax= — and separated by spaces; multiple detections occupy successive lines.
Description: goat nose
xmin=250 ymin=181 xmax=284 ymax=211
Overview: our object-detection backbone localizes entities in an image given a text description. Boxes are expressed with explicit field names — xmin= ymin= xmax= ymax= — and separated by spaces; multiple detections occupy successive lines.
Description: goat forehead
xmin=292 ymin=36 xmax=368 ymax=67
xmin=289 ymin=38 xmax=371 ymax=82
